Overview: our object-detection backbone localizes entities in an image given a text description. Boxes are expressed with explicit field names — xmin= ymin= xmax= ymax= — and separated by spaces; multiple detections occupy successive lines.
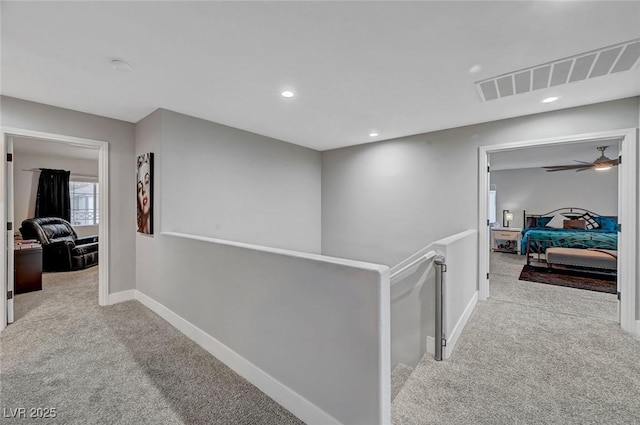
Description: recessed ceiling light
xmin=369 ymin=132 xmax=379 ymax=137
xmin=281 ymin=90 xmax=295 ymax=98
xmin=111 ymin=59 xmax=132 ymax=72
xmin=468 ymin=64 xmax=483 ymax=74
xmin=541 ymin=96 xmax=560 ymax=104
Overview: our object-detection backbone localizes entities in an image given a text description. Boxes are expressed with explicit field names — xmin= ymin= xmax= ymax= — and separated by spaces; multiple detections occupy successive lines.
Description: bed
xmin=521 ymin=208 xmax=618 ymax=266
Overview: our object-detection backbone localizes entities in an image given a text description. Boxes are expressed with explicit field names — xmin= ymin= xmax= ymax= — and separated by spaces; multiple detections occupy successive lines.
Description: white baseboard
xmin=133 ymin=290 xmax=340 ymax=425
xmin=444 ymin=291 xmax=478 ymax=360
xmin=426 ymin=336 xmax=435 ymax=356
xmin=108 ymin=289 xmax=136 ymax=305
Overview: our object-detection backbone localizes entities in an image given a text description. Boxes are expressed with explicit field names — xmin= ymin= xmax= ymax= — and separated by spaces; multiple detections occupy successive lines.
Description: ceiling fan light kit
xmin=542 ymin=146 xmax=619 ymax=172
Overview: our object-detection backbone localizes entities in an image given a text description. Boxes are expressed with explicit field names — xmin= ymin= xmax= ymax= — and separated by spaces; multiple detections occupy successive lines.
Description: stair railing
xmin=390 ymin=243 xmax=447 ymax=362
xmin=434 ymin=255 xmax=446 ymax=361
xmin=390 ymin=230 xmax=476 ymax=365
xmin=390 ymin=250 xmax=436 ymax=281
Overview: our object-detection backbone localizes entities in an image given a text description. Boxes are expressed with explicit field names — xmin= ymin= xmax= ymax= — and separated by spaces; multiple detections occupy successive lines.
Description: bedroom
xmin=10 ymin=136 xmax=100 ymax=323
xmin=488 ymin=139 xmax=619 ymax=320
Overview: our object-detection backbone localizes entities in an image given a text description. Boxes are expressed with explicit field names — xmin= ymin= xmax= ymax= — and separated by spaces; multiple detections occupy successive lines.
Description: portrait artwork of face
xmin=136 ymin=153 xmax=154 ymax=234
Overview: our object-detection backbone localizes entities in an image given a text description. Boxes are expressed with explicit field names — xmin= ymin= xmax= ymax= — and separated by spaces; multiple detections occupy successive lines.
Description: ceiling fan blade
xmin=543 ymin=147 xmax=620 ymax=172
xmin=545 ymin=167 xmax=592 ymax=172
xmin=543 ymin=164 xmax=593 ymax=170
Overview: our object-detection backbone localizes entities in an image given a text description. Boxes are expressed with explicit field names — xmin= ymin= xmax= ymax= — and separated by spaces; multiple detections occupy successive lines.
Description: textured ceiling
xmin=2 ymin=1 xmax=640 ymax=151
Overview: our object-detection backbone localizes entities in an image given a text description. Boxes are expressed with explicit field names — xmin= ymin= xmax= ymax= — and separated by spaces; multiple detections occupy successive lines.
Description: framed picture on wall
xmin=136 ymin=152 xmax=154 ymax=235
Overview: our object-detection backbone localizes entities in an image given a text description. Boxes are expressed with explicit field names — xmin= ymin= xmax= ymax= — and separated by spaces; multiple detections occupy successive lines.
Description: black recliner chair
xmin=19 ymin=217 xmax=99 ymax=271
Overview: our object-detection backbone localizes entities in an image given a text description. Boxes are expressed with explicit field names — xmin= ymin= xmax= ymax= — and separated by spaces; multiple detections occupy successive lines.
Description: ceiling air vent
xmin=476 ymin=38 xmax=640 ymax=102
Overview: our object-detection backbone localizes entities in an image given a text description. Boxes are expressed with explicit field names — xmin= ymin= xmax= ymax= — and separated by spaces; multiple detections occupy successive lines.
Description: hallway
xmin=392 ymin=252 xmax=640 ymax=424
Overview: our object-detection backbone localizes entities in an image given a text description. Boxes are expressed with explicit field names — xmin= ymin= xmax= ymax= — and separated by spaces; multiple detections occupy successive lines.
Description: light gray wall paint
xmin=1 ymin=96 xmax=136 ymax=292
xmin=135 ymin=109 xmax=162 ymax=295
xmin=160 ymin=109 xmax=321 ymax=253
xmin=135 ymin=109 xmax=382 ymax=423
xmin=490 ymin=166 xmax=618 ymax=229
xmin=321 ymin=97 xmax=639 ymax=267
xmin=140 ymin=233 xmax=388 ymax=425
xmin=13 ymin=152 xmax=99 ymax=238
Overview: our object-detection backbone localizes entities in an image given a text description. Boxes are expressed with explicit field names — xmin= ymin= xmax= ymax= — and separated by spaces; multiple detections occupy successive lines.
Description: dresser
xmin=491 ymin=228 xmax=522 ymax=254
xmin=14 ymin=246 xmax=43 ymax=294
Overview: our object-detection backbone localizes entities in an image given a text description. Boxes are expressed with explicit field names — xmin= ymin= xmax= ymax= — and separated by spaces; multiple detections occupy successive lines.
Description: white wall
xmin=322 ymin=97 xmax=639 ymax=267
xmin=160 ymin=109 xmax=322 ymax=253
xmin=490 ymin=166 xmax=618 ymax=229
xmin=13 ymin=151 xmax=99 ymax=237
xmin=1 ymin=96 xmax=136 ymax=293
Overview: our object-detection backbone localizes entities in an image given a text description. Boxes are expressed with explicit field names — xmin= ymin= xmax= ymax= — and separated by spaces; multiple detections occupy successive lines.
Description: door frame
xmin=477 ymin=128 xmax=638 ymax=335
xmin=1 ymin=127 xmax=110 ymax=331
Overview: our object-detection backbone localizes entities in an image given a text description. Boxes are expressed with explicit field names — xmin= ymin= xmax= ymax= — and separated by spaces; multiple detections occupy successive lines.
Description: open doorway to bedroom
xmin=11 ymin=136 xmax=100 ymax=324
xmin=478 ymin=128 xmax=637 ymax=335
xmin=2 ymin=128 xmax=110 ymax=330
xmin=488 ymin=139 xmax=620 ymax=322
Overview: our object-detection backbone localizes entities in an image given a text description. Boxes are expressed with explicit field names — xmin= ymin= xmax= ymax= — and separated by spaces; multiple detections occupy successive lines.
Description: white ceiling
xmin=12 ymin=137 xmax=99 ymax=161
xmin=489 ymin=138 xmax=621 ymax=171
xmin=2 ymin=1 xmax=640 ymax=151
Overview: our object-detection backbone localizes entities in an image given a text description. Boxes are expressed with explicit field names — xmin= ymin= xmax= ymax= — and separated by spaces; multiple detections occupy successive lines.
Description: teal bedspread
xmin=521 ymin=227 xmax=618 ymax=254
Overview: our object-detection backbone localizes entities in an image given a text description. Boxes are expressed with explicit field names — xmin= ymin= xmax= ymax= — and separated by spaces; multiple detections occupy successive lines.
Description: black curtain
xmin=35 ymin=169 xmax=71 ymax=222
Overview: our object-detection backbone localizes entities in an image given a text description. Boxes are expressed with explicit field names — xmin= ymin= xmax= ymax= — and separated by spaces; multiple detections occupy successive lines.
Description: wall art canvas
xmin=136 ymin=152 xmax=154 ymax=234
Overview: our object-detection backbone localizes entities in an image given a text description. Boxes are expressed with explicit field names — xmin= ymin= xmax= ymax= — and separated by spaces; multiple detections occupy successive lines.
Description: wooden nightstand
xmin=491 ymin=228 xmax=522 ymax=254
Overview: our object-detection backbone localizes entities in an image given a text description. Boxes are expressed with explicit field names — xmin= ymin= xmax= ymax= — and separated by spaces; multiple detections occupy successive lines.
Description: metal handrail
xmin=390 ymin=250 xmax=436 ymax=282
xmin=434 ymin=255 xmax=447 ymax=361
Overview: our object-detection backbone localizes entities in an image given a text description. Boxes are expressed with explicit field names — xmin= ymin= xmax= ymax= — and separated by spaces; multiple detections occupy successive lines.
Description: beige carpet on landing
xmin=392 ymin=252 xmax=640 ymax=425
xmin=0 ymin=267 xmax=303 ymax=425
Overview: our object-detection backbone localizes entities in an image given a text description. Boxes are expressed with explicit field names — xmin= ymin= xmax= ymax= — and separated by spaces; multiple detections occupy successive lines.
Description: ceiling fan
xmin=543 ymin=146 xmax=620 ymax=172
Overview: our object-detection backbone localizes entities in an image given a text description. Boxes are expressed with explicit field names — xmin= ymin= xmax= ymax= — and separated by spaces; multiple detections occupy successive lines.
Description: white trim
xmin=443 ymin=291 xmax=478 ymax=360
xmin=97 ymin=139 xmax=109 ymax=307
xmin=0 ymin=136 xmax=6 ymax=330
xmin=108 ymin=289 xmax=136 ymax=305
xmin=478 ymin=153 xmax=491 ymax=300
xmin=478 ymin=128 xmax=638 ymax=334
xmin=1 ymin=127 xmax=110 ymax=331
xmin=6 ymin=137 xmax=14 ymax=324
xmin=390 ymin=251 xmax=436 ymax=282
xmin=134 ymin=290 xmax=342 ymax=425
xmin=618 ymin=128 xmax=638 ymax=334
xmin=426 ymin=336 xmax=435 ymax=356
xmin=378 ymin=268 xmax=391 ymax=425
xmin=162 ymin=231 xmax=387 ymax=272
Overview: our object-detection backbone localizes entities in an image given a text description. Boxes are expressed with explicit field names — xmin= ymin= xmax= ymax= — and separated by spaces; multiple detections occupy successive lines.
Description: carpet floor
xmin=518 ymin=264 xmax=616 ymax=294
xmin=392 ymin=252 xmax=640 ymax=424
xmin=0 ymin=267 xmax=303 ymax=425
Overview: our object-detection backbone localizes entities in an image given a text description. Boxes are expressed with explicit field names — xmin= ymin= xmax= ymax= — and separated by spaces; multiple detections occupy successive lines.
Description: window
xmin=70 ymin=181 xmax=99 ymax=226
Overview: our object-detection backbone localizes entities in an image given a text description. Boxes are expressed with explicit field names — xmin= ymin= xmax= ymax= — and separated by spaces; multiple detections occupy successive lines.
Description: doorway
xmin=1 ymin=128 xmax=110 ymax=330
xmin=478 ymin=128 xmax=638 ymax=334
